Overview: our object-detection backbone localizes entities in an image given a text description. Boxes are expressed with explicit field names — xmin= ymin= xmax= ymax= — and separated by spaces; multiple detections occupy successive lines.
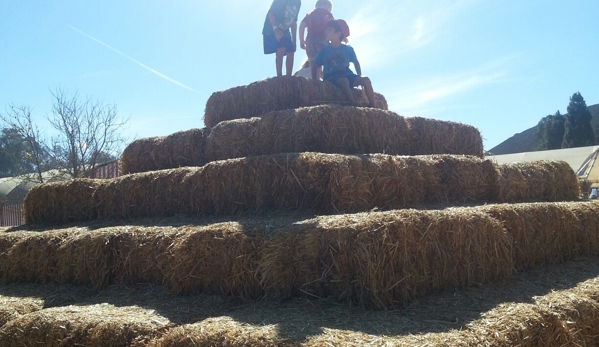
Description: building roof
xmin=0 ymin=170 xmax=69 ymax=204
xmin=485 ymin=145 xmax=599 ymax=175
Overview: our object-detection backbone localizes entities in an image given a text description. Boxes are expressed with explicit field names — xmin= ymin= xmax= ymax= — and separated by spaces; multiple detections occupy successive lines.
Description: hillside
xmin=489 ymin=103 xmax=599 ymax=155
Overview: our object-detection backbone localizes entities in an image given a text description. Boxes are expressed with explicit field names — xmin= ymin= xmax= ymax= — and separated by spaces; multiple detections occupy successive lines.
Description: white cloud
xmin=346 ymin=0 xmax=480 ymax=68
xmin=386 ymin=55 xmax=519 ymax=114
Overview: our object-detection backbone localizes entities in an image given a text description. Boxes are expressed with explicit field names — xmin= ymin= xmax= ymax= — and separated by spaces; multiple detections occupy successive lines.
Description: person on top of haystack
xmin=263 ymin=0 xmax=302 ymax=77
xmin=299 ymin=0 xmax=334 ymax=79
xmin=312 ymin=19 xmax=377 ymax=108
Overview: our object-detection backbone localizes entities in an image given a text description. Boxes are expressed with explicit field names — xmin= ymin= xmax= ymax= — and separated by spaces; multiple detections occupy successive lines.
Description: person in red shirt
xmin=299 ymin=0 xmax=333 ymax=79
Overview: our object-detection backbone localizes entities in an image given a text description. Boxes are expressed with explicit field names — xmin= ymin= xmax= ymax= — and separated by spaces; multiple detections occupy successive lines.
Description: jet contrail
xmin=68 ymin=25 xmax=200 ymax=93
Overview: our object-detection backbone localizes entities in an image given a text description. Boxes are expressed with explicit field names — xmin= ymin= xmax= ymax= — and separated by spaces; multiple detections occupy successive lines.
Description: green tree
xmin=535 ymin=111 xmax=565 ymax=150
xmin=562 ymin=92 xmax=595 ymax=148
xmin=0 ymin=127 xmax=38 ymax=177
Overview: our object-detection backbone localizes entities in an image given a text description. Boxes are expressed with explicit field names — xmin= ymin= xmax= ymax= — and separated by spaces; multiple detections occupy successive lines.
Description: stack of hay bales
xmin=6 ymin=75 xmax=594 ymax=319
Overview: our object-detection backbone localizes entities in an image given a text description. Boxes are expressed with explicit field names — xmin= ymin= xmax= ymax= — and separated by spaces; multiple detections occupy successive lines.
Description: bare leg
xmin=336 ymin=77 xmax=357 ymax=105
xmin=361 ymin=77 xmax=377 ymax=108
xmin=285 ymin=52 xmax=294 ymax=76
xmin=276 ymin=47 xmax=286 ymax=76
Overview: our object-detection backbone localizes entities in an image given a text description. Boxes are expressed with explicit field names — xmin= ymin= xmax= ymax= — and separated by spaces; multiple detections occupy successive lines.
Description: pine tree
xmin=535 ymin=111 xmax=565 ymax=150
xmin=562 ymin=92 xmax=595 ymax=148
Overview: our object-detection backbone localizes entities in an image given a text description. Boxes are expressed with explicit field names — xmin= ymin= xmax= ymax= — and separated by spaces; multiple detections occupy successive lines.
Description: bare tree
xmin=47 ymin=88 xmax=128 ymax=178
xmin=1 ymin=105 xmax=51 ymax=183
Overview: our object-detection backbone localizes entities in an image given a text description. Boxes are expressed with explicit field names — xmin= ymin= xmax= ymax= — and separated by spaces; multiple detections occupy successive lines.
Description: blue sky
xmin=1 ymin=0 xmax=597 ymax=151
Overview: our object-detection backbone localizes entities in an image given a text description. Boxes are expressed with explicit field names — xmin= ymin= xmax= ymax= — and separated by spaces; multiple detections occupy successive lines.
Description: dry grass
xmin=120 ymin=105 xmax=484 ymax=175
xmin=0 ymin=304 xmax=171 ymax=347
xmin=203 ymin=76 xmax=387 ymax=128
xmin=24 ymin=154 xmax=579 ymax=225
xmin=119 ymin=128 xmax=208 ymax=175
xmin=5 ymin=201 xmax=599 ymax=310
xmin=1 ymin=257 xmax=598 ymax=346
xmin=0 ymin=295 xmax=43 ymax=327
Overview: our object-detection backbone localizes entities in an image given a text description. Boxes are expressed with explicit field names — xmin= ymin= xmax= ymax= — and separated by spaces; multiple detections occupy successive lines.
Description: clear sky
xmin=1 ymin=0 xmax=597 ymax=151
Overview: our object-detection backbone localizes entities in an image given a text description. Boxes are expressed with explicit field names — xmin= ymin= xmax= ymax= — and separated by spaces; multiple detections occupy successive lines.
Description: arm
xmin=299 ymin=19 xmax=307 ymax=49
xmin=354 ymin=60 xmax=362 ymax=76
xmin=291 ymin=20 xmax=298 ymax=49
xmin=268 ymin=10 xmax=284 ymax=40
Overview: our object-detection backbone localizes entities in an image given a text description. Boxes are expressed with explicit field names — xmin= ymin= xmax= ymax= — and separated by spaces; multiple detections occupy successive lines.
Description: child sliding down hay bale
xmin=120 ymin=105 xmax=483 ymax=174
xmin=203 ymin=76 xmax=387 ymax=127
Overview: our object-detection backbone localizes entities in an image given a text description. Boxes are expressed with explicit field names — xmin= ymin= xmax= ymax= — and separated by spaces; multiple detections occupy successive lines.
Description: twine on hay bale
xmin=203 ymin=76 xmax=387 ymax=128
xmin=23 ymin=179 xmax=101 ymax=225
xmin=0 ymin=304 xmax=171 ymax=347
xmin=481 ymin=202 xmax=599 ymax=270
xmin=119 ymin=128 xmax=208 ymax=175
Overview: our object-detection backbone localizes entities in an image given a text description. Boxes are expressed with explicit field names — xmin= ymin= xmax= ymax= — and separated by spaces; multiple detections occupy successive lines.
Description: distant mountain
xmin=488 ymin=103 xmax=599 ymax=155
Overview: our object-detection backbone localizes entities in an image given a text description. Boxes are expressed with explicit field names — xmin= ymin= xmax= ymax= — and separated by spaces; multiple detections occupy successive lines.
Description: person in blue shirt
xmin=263 ymin=0 xmax=302 ymax=77
xmin=312 ymin=19 xmax=377 ymax=108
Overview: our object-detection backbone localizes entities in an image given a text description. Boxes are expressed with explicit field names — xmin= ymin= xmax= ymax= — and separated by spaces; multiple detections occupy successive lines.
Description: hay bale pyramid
xmin=2 ymin=76 xmax=599 ymax=346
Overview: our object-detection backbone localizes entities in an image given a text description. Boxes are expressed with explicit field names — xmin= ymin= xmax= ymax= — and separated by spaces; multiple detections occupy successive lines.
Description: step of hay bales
xmin=203 ymin=76 xmax=388 ymax=128
xmin=119 ymin=128 xmax=207 ymax=176
xmin=120 ymin=105 xmax=483 ymax=175
xmin=25 ymin=154 xmax=579 ymax=225
xmin=0 ymin=263 xmax=597 ymax=346
xmin=5 ymin=201 xmax=599 ymax=309
xmin=0 ymin=303 xmax=171 ymax=347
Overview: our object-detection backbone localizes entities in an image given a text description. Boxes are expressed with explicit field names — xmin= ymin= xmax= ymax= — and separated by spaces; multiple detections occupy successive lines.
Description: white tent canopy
xmin=486 ymin=145 xmax=599 ymax=183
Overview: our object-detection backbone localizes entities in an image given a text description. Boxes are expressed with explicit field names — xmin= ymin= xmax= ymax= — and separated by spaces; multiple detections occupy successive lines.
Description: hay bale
xmin=497 ymin=161 xmax=580 ymax=202
xmin=406 ymin=117 xmax=484 ymax=157
xmin=2 ymin=231 xmax=71 ymax=284
xmin=24 ymin=154 xmax=581 ymax=224
xmin=535 ymin=290 xmax=599 ymax=346
xmin=481 ymin=202 xmax=599 ymax=270
xmin=167 ymin=221 xmax=265 ymax=298
xmin=151 ymin=317 xmax=291 ymax=347
xmin=120 ymin=128 xmax=208 ymax=175
xmin=0 ymin=304 xmax=171 ymax=347
xmin=23 ymin=179 xmax=102 ymax=225
xmin=0 ymin=295 xmax=43 ymax=327
xmin=121 ymin=106 xmax=482 ymax=174
xmin=203 ymin=76 xmax=387 ymax=128
xmin=204 ymin=105 xmax=412 ymax=163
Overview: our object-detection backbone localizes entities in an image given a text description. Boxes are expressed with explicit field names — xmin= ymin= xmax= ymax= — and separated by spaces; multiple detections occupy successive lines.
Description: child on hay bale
xmin=312 ymin=19 xmax=377 ymax=108
xmin=263 ymin=0 xmax=302 ymax=77
xmin=299 ymin=0 xmax=334 ymax=80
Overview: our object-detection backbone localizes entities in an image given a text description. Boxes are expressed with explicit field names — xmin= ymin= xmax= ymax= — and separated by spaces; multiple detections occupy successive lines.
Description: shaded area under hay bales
xmin=203 ymin=76 xmax=387 ymax=128
xmin=119 ymin=128 xmax=208 ymax=175
xmin=26 ymin=153 xmax=579 ymax=225
xmin=0 ymin=304 xmax=171 ymax=347
xmin=406 ymin=117 xmax=484 ymax=157
xmin=121 ymin=105 xmax=484 ymax=175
